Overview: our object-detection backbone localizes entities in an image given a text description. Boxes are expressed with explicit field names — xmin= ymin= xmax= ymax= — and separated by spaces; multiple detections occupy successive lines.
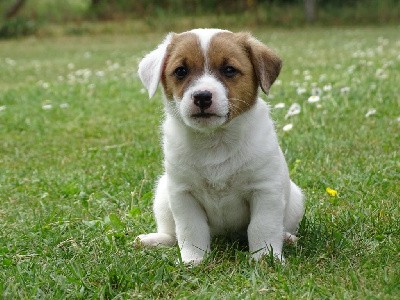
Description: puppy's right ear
xmin=138 ymin=33 xmax=174 ymax=98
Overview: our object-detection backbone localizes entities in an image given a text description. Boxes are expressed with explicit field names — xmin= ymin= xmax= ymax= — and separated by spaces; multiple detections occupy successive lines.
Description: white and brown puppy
xmin=136 ymin=28 xmax=304 ymax=264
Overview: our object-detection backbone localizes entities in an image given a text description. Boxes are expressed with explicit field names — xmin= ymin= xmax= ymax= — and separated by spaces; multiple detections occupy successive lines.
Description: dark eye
xmin=221 ymin=65 xmax=238 ymax=78
xmin=174 ymin=66 xmax=188 ymax=79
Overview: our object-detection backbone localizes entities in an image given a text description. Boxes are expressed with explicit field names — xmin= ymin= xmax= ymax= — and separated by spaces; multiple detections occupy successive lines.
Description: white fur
xmin=136 ymin=29 xmax=305 ymax=265
xmin=190 ymin=28 xmax=228 ymax=54
xmin=174 ymin=74 xmax=229 ymax=131
xmin=138 ymin=33 xmax=173 ymax=98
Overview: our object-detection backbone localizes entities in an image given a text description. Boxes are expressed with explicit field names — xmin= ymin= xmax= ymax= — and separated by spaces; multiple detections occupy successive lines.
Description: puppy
xmin=136 ymin=28 xmax=304 ymax=265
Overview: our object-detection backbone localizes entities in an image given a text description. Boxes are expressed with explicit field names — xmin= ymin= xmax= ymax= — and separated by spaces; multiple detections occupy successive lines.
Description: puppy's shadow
xmin=208 ymin=234 xmax=249 ymax=262
xmin=284 ymin=216 xmax=351 ymax=261
xmin=210 ymin=230 xmax=304 ymax=262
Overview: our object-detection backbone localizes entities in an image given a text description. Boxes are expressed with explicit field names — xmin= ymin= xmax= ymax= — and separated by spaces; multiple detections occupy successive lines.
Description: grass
xmin=0 ymin=26 xmax=399 ymax=298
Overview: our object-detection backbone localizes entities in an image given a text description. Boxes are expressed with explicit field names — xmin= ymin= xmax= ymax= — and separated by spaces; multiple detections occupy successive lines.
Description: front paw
xmin=180 ymin=247 xmax=207 ymax=266
xmin=251 ymin=248 xmax=285 ymax=263
xmin=181 ymin=254 xmax=204 ymax=266
xmin=284 ymin=232 xmax=299 ymax=244
xmin=134 ymin=233 xmax=176 ymax=247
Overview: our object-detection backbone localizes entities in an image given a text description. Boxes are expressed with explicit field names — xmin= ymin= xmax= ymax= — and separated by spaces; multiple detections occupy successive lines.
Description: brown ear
xmin=243 ymin=34 xmax=282 ymax=94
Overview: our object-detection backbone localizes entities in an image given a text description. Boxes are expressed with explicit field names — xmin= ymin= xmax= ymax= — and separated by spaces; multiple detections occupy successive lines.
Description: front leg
xmin=248 ymin=190 xmax=285 ymax=261
xmin=170 ymin=190 xmax=210 ymax=265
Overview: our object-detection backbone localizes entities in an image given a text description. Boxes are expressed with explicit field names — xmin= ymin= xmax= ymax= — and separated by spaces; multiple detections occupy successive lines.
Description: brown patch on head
xmin=208 ymin=32 xmax=282 ymax=119
xmin=161 ymin=33 xmax=205 ymax=100
xmin=208 ymin=32 xmax=258 ymax=119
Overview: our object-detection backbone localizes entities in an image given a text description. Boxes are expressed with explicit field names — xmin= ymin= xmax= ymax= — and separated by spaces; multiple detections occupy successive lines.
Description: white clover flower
xmin=296 ymin=87 xmax=307 ymax=95
xmin=107 ymin=62 xmax=120 ymax=71
xmin=347 ymin=65 xmax=356 ymax=74
xmin=76 ymin=68 xmax=92 ymax=79
xmin=383 ymin=61 xmax=394 ymax=68
xmin=274 ymin=103 xmax=285 ymax=109
xmin=42 ymin=104 xmax=53 ymax=110
xmin=311 ymin=87 xmax=322 ymax=96
xmin=60 ymin=103 xmax=69 ymax=109
xmin=32 ymin=61 xmax=41 ymax=70
xmin=307 ymin=95 xmax=320 ymax=103
xmin=304 ymin=75 xmax=312 ymax=81
xmin=323 ymin=84 xmax=332 ymax=92
xmin=67 ymin=74 xmax=76 ymax=84
xmin=96 ymin=70 xmax=105 ymax=77
xmin=375 ymin=69 xmax=388 ymax=79
xmin=340 ymin=87 xmax=350 ymax=94
xmin=0 ymin=106 xmax=6 ymax=112
xmin=37 ymin=81 xmax=49 ymax=89
xmin=365 ymin=108 xmax=377 ymax=118
xmin=319 ymin=74 xmax=327 ymax=82
xmin=285 ymin=103 xmax=301 ymax=119
xmin=292 ymin=69 xmax=300 ymax=75
xmin=274 ymin=79 xmax=282 ymax=86
xmin=5 ymin=58 xmax=16 ymax=66
xmin=283 ymin=123 xmax=293 ymax=132
xmin=140 ymin=88 xmax=146 ymax=94
xmin=378 ymin=37 xmax=389 ymax=46
xmin=367 ymin=49 xmax=375 ymax=57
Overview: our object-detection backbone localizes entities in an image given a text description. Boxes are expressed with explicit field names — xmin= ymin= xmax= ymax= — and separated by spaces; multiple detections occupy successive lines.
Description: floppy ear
xmin=244 ymin=34 xmax=282 ymax=94
xmin=138 ymin=33 xmax=173 ymax=98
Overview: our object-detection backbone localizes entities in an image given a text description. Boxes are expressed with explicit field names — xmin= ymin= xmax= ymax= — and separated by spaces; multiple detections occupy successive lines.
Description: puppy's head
xmin=138 ymin=29 xmax=282 ymax=131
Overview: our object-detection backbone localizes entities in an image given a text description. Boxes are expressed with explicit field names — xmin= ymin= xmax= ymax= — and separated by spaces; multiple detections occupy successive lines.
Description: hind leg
xmin=135 ymin=174 xmax=176 ymax=247
xmin=284 ymin=181 xmax=305 ymax=239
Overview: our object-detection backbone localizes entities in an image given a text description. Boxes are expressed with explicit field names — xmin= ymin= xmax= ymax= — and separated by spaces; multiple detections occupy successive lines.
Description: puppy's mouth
xmin=191 ymin=112 xmax=220 ymax=119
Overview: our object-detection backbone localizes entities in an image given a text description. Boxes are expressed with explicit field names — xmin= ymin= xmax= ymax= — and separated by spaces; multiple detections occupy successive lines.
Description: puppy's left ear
xmin=138 ymin=33 xmax=174 ymax=98
xmin=244 ymin=34 xmax=282 ymax=94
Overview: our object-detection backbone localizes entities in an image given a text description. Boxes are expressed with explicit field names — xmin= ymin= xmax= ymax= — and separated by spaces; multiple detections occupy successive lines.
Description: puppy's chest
xmin=197 ymin=163 xmax=238 ymax=190
xmin=194 ymin=181 xmax=251 ymax=235
xmin=166 ymin=132 xmax=257 ymax=234
xmin=190 ymin=164 xmax=252 ymax=235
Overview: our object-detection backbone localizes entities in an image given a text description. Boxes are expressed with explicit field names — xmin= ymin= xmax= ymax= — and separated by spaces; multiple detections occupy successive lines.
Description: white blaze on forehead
xmin=189 ymin=28 xmax=231 ymax=57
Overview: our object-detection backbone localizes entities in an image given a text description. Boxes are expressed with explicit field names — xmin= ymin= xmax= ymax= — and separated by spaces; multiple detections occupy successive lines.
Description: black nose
xmin=193 ymin=91 xmax=212 ymax=110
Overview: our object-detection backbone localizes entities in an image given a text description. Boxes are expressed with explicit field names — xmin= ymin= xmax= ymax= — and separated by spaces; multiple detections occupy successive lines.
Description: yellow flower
xmin=326 ymin=187 xmax=338 ymax=197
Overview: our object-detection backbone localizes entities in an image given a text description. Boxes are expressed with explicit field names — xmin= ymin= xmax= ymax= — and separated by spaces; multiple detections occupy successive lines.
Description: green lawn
xmin=1 ymin=26 xmax=399 ymax=299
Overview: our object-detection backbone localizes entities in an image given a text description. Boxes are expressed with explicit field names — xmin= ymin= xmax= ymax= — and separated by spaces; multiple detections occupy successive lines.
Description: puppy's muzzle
xmin=193 ymin=90 xmax=212 ymax=111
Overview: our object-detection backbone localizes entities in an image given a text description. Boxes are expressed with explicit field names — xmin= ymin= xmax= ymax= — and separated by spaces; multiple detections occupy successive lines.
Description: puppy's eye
xmin=174 ymin=66 xmax=189 ymax=79
xmin=221 ymin=65 xmax=238 ymax=78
